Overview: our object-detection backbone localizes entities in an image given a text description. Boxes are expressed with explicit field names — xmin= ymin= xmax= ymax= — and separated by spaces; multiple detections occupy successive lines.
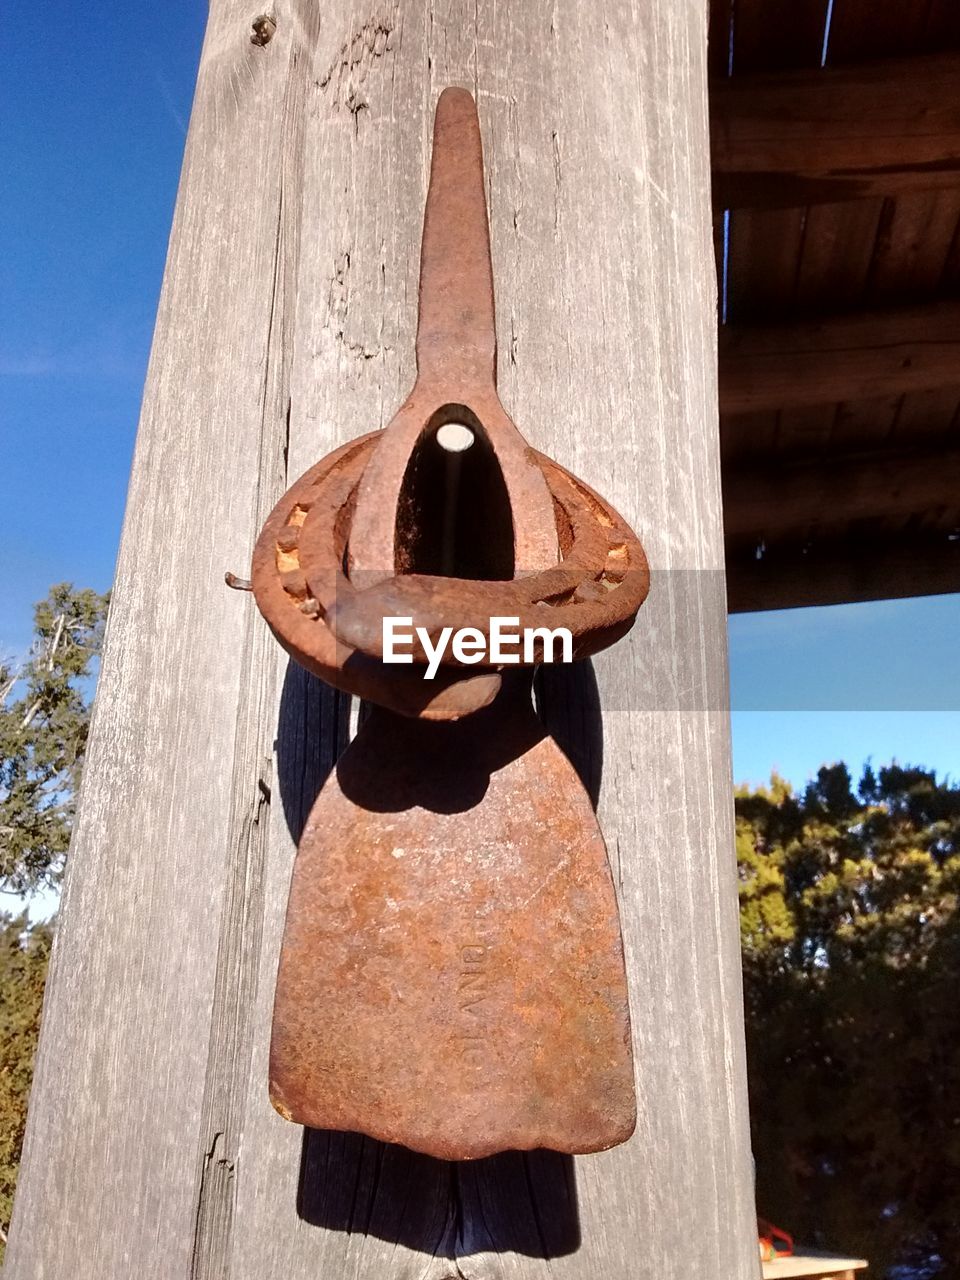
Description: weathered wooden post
xmin=6 ymin=3 xmax=759 ymax=1277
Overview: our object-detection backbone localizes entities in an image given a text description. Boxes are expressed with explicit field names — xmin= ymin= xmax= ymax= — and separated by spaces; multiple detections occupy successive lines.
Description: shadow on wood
xmin=276 ymin=658 xmax=604 ymax=831
xmin=297 ymin=1132 xmax=580 ymax=1258
xmin=274 ymin=658 xmax=604 ymax=1257
xmin=534 ymin=660 xmax=604 ymax=811
xmin=276 ymin=662 xmax=353 ymax=839
xmin=328 ymin=664 xmax=604 ymax=817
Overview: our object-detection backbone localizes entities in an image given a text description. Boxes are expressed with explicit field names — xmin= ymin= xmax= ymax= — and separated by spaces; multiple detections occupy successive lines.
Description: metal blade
xmin=269 ymin=680 xmax=636 ymax=1160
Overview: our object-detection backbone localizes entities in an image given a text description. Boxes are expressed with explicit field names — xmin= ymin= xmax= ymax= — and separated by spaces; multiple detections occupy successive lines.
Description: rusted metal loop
xmin=251 ymin=435 xmax=502 ymax=720
xmin=254 ymin=432 xmax=649 ymax=679
xmin=325 ymin=464 xmax=646 ymax=664
xmin=251 ymin=84 xmax=650 ymax=717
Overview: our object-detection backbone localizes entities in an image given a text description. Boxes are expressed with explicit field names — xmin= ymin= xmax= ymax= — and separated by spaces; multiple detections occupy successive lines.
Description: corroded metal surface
xmin=270 ymin=680 xmax=636 ymax=1160
xmin=253 ymin=433 xmax=648 ymax=690
xmin=252 ymin=88 xmax=649 ymax=696
xmin=250 ymin=87 xmax=648 ymax=1159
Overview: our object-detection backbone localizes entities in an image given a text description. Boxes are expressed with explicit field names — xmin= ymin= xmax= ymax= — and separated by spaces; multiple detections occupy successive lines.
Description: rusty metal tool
xmin=250 ymin=87 xmax=649 ymax=1160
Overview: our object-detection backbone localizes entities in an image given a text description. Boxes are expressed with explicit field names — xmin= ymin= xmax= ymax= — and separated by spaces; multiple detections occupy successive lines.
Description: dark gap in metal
xmin=393 ymin=403 xmax=515 ymax=580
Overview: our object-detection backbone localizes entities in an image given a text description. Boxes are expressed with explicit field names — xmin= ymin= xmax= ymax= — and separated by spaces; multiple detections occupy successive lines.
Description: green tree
xmin=0 ymin=584 xmax=109 ymax=893
xmin=0 ymin=584 xmax=107 ymax=1257
xmin=0 ymin=913 xmax=52 ymax=1258
xmin=739 ymin=762 xmax=960 ymax=1279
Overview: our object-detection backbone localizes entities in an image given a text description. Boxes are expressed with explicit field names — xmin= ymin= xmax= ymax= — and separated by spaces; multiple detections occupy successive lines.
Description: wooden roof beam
xmin=711 ymin=52 xmax=960 ymax=208
xmin=726 ymin=535 xmax=960 ymax=613
xmin=719 ymin=301 xmax=960 ymax=415
xmin=722 ymin=443 xmax=960 ymax=544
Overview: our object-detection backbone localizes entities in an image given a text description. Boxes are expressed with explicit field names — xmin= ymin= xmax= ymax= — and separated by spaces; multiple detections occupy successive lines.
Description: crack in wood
xmin=189 ymin=10 xmax=318 ymax=1275
xmin=317 ymin=17 xmax=397 ymax=109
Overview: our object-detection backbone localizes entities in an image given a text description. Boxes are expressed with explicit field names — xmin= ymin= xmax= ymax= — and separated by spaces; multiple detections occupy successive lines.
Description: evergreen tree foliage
xmin=0 ymin=584 xmax=109 ymax=893
xmin=0 ymin=912 xmax=51 ymax=1259
xmin=0 ymin=584 xmax=106 ymax=1255
xmin=740 ymin=762 xmax=960 ymax=1279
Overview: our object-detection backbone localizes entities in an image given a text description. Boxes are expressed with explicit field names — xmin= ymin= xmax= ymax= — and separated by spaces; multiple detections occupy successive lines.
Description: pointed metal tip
xmin=435 ymin=85 xmax=477 ymax=117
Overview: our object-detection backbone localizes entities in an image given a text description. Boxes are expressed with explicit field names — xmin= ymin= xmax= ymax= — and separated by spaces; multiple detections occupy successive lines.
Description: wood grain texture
xmin=718 ymin=0 xmax=829 ymax=465
xmin=720 ymin=300 xmax=960 ymax=414
xmin=723 ymin=443 xmax=960 ymax=544
xmin=7 ymin=2 xmax=758 ymax=1278
xmin=711 ymin=53 xmax=960 ymax=208
xmin=773 ymin=199 xmax=882 ymax=457
xmin=823 ymin=9 xmax=960 ymax=469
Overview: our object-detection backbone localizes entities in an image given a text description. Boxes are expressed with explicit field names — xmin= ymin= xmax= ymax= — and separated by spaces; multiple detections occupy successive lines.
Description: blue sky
xmin=730 ymin=599 xmax=960 ymax=790
xmin=1 ymin=1 xmax=207 ymax=656
xmin=3 ymin=1 xmax=958 ymax=816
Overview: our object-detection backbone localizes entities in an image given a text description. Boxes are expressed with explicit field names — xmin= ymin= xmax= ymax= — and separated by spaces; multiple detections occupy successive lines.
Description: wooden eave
xmin=710 ymin=3 xmax=960 ymax=612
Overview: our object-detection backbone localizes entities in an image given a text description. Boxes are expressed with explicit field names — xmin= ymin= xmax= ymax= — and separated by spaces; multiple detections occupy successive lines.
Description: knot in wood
xmin=250 ymin=14 xmax=276 ymax=46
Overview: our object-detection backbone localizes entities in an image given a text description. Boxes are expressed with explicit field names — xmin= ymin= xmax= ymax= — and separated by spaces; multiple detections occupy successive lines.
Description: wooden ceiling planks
xmin=838 ymin=191 xmax=960 ymax=456
xmin=780 ymin=0 xmax=929 ymax=461
xmin=711 ymin=54 xmax=960 ymax=208
xmin=726 ymin=537 xmax=960 ymax=612
xmin=827 ymin=0 xmax=959 ymax=62
xmin=772 ymin=201 xmax=876 ymax=458
xmin=713 ymin=0 xmax=960 ymax=605
xmin=892 ymin=389 xmax=960 ymax=450
xmin=724 ymin=444 xmax=960 ymax=547
xmin=823 ymin=0 xmax=960 ymax=530
xmin=719 ymin=0 xmax=830 ymax=467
